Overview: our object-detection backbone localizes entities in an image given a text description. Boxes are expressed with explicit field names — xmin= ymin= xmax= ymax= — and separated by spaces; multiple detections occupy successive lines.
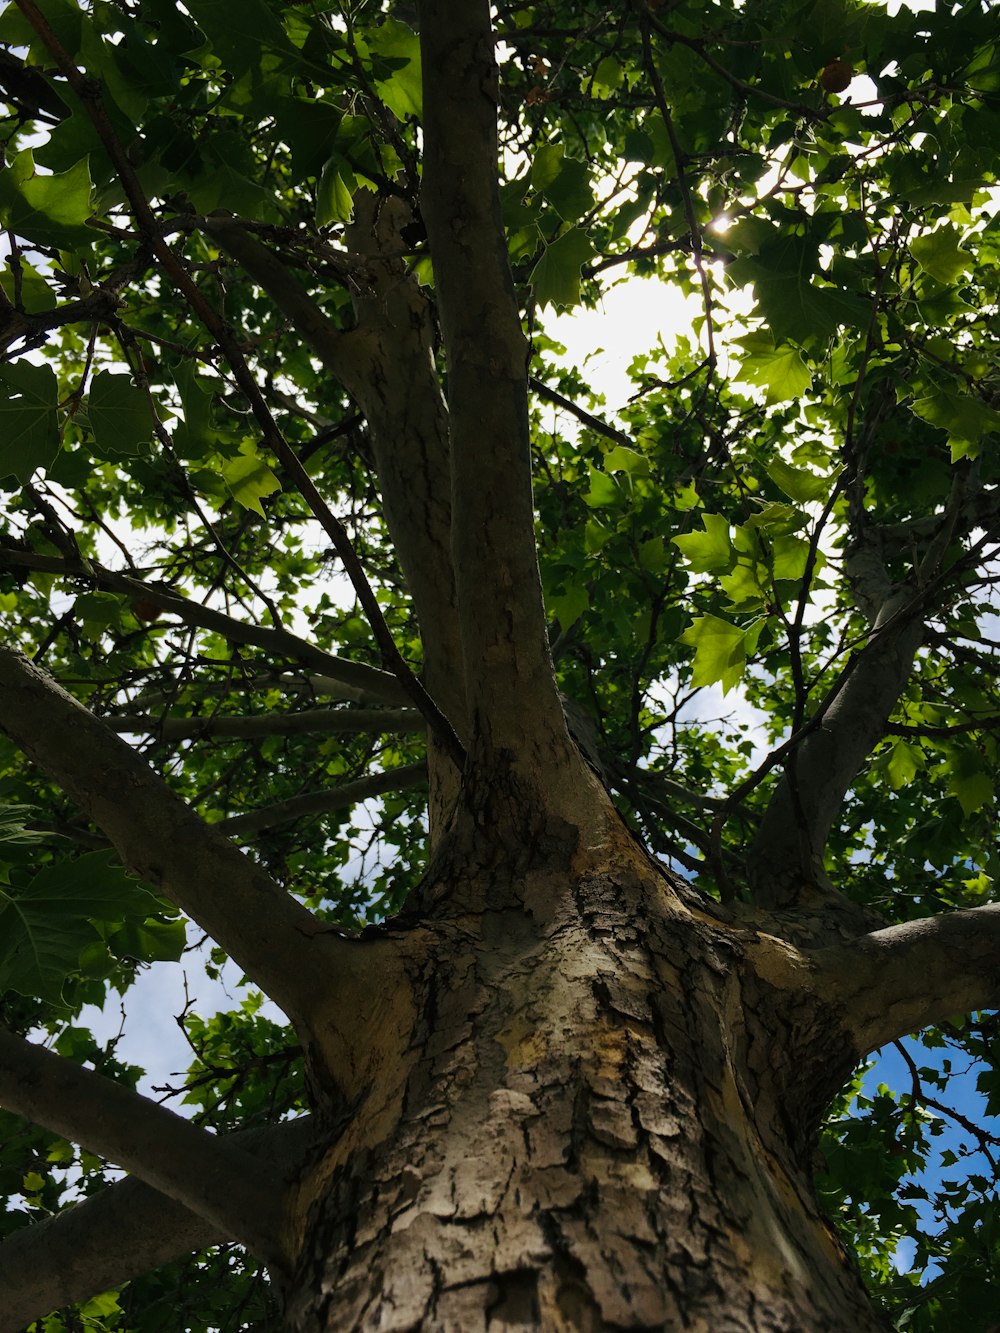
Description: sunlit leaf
xmin=530 ymin=228 xmax=596 ymax=309
xmin=680 ymin=614 xmax=748 ymax=694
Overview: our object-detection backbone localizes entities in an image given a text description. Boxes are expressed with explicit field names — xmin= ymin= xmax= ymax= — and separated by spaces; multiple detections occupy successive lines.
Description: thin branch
xmin=0 ymin=545 xmax=408 ymax=704
xmin=0 ymin=1027 xmax=292 ymax=1269
xmin=220 ymin=761 xmax=427 ymax=837
xmin=205 ymin=206 xmax=467 ymax=749
xmin=0 ymin=1117 xmax=315 ymax=1333
xmin=0 ymin=258 xmax=148 ymax=355
xmin=885 ymin=716 xmax=1000 ymax=737
xmin=637 ymin=7 xmax=717 ymax=376
xmin=641 ymin=8 xmax=823 ymax=116
xmin=893 ymin=1039 xmax=1000 ymax=1171
xmin=529 ymin=375 xmax=634 ymax=447
xmin=105 ymin=707 xmax=423 ymax=740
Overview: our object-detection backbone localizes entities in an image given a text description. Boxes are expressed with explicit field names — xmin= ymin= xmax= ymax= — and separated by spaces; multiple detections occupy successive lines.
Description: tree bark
xmin=281 ymin=822 xmax=885 ymax=1332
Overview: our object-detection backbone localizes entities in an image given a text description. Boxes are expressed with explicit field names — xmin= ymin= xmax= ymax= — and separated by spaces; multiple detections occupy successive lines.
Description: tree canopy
xmin=0 ymin=0 xmax=999 ymax=1327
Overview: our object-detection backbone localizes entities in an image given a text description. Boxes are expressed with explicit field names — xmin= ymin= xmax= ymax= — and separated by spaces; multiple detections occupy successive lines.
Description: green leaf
xmin=550 ymin=584 xmax=589 ymax=631
xmin=885 ymin=738 xmax=923 ymax=789
xmin=910 ymin=389 xmax=1000 ymax=459
xmin=770 ymin=533 xmax=814 ymax=581
xmin=219 ymin=445 xmax=281 ymax=515
xmin=672 ymin=513 xmax=733 ymax=573
xmin=680 ymin=614 xmax=748 ymax=694
xmin=733 ymin=333 xmax=813 ymax=404
xmin=947 ymin=748 xmax=993 ymax=815
xmin=728 ymin=236 xmax=871 ymax=344
xmin=173 ymin=362 xmax=216 ymax=460
xmin=0 ymin=851 xmax=159 ymax=1004
xmin=638 ymin=536 xmax=666 ymax=573
xmin=183 ymin=0 xmax=295 ymax=75
xmin=74 ymin=591 xmax=122 ymax=633
xmin=591 ymin=55 xmax=624 ymax=97
xmin=0 ymin=264 xmax=56 ymax=313
xmin=910 ymin=226 xmax=969 ymax=285
xmin=88 ymin=371 xmax=153 ymax=457
xmin=531 ymin=143 xmax=564 ymax=191
xmin=744 ymin=501 xmax=808 ymax=533
xmin=186 ymin=159 xmax=280 ymax=222
xmin=0 ymin=804 xmax=51 ymax=847
xmin=318 ymin=159 xmax=356 ymax=226
xmin=110 ymin=915 xmax=187 ymax=964
xmin=583 ymin=464 xmax=620 ymax=508
xmin=370 ymin=19 xmax=422 ymax=120
xmin=0 ymin=0 xmax=81 ymax=57
xmin=530 ymin=228 xmax=596 ymax=309
xmin=542 ymin=158 xmax=594 ymax=223
xmin=605 ymin=444 xmax=650 ymax=477
xmin=766 ymin=458 xmax=835 ymax=503
xmin=0 ymin=361 xmax=59 ymax=483
xmin=0 ymin=152 xmax=93 ymax=246
xmin=79 ymin=1291 xmax=123 ymax=1318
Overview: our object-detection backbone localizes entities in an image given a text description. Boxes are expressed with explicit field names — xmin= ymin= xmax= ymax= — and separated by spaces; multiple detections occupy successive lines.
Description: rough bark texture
xmin=281 ymin=815 xmax=881 ymax=1332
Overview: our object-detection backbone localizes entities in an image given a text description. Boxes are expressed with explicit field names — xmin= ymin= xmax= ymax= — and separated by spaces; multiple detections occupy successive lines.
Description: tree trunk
xmin=283 ymin=822 xmax=884 ymax=1332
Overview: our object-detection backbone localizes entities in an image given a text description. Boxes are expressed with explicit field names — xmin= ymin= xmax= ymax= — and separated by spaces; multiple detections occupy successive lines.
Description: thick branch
xmin=220 ymin=761 xmax=427 ymax=837
xmin=106 ymin=707 xmax=422 ymax=740
xmin=0 ymin=546 xmax=408 ymax=703
xmin=419 ymin=0 xmax=577 ymax=783
xmin=0 ymin=1028 xmax=292 ymax=1269
xmin=0 ymin=649 xmax=341 ymax=1022
xmin=815 ymin=905 xmax=1000 ymax=1056
xmin=748 ymin=586 xmax=923 ymax=906
xmin=0 ymin=1117 xmax=315 ymax=1332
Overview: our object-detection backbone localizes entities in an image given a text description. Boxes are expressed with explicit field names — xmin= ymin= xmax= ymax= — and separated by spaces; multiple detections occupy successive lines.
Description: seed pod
xmin=820 ymin=60 xmax=854 ymax=93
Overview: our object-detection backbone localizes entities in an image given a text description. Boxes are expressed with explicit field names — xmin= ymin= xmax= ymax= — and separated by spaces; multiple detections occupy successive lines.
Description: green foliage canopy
xmin=0 ymin=0 xmax=999 ymax=1326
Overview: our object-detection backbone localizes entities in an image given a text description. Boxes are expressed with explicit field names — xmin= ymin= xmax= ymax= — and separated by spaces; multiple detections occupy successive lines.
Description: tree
xmin=0 ymin=0 xmax=999 ymax=1326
